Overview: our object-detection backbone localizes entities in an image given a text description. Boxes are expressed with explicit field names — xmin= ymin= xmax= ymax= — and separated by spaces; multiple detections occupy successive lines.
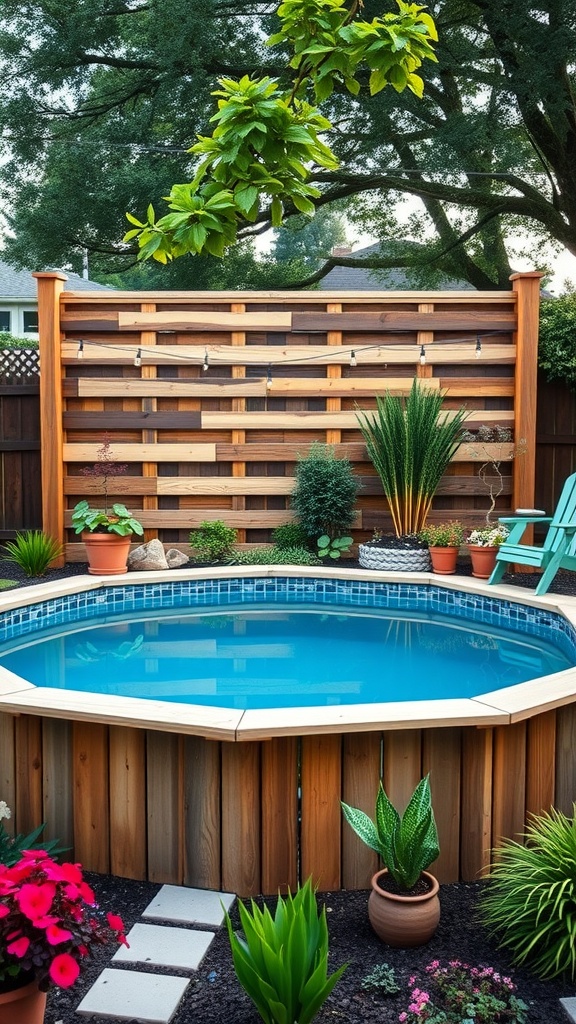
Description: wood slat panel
xmin=461 ymin=728 xmax=493 ymax=880
xmin=64 ymin=510 xmax=306 ymax=529
xmin=72 ymin=721 xmax=110 ymax=872
xmin=157 ymin=477 xmax=294 ymax=496
xmin=492 ymin=722 xmax=527 ymax=846
xmin=15 ymin=715 xmax=43 ymax=835
xmin=42 ymin=718 xmax=73 ymax=852
xmin=423 ymin=728 xmax=461 ymax=883
xmin=383 ymin=730 xmax=421 ymax=813
xmin=203 ymin=410 xmax=514 ymax=430
xmin=109 ymin=726 xmax=147 ymax=880
xmin=300 ymin=734 xmax=342 ymax=890
xmin=118 ymin=311 xmax=293 ymax=330
xmin=61 ymin=288 xmax=516 ymax=303
xmin=76 ymin=379 xmax=266 ymax=398
xmin=146 ymin=730 xmax=180 ymax=883
xmin=63 ymin=411 xmax=202 ymax=430
xmin=555 ymin=705 xmax=576 ymax=815
xmin=261 ymin=737 xmax=298 ymax=894
xmin=64 ymin=476 xmax=157 ymax=495
xmin=212 ymin=442 xmax=513 ymax=463
xmin=292 ymin=311 xmax=516 ymax=332
xmin=267 ymin=377 xmax=440 ymax=395
xmin=0 ymin=713 xmax=15 ymax=830
xmin=182 ymin=735 xmax=222 ymax=890
xmin=64 ymin=443 xmax=216 ymax=462
xmin=342 ymin=732 xmax=381 ymax=889
xmin=221 ymin=742 xmax=261 ymax=897
xmin=526 ymin=710 xmax=556 ymax=815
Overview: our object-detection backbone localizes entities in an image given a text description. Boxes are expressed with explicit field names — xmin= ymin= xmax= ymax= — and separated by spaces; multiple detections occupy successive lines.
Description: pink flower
xmin=49 ymin=953 xmax=81 ymax=988
xmin=399 ymin=1015 xmax=408 ymax=1022
xmin=0 ymin=904 xmax=10 ymax=919
xmin=106 ymin=912 xmax=125 ymax=932
xmin=6 ymin=935 xmax=30 ymax=957
xmin=17 ymin=881 xmax=55 ymax=919
xmin=45 ymin=923 xmax=73 ymax=945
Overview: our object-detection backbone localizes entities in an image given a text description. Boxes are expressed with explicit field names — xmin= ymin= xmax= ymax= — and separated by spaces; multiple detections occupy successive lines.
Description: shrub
xmin=480 ymin=806 xmax=576 ymax=979
xmin=539 ymin=292 xmax=576 ymax=392
xmin=225 ymin=877 xmax=346 ymax=1024
xmin=291 ymin=443 xmax=358 ymax=541
xmin=272 ymin=522 xmax=311 ymax=550
xmin=419 ymin=522 xmax=464 ymax=547
xmin=398 ymin=960 xmax=528 ymax=1023
xmin=0 ymin=331 xmax=37 ymax=349
xmin=189 ymin=520 xmax=237 ymax=561
xmin=360 ymin=962 xmax=400 ymax=995
xmin=229 ymin=546 xmax=320 ymax=566
xmin=3 ymin=531 xmax=64 ymax=576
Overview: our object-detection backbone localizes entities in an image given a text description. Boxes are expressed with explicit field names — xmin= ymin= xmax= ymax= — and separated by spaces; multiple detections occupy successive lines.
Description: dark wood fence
xmin=536 ymin=371 xmax=576 ymax=517
xmin=0 ymin=349 xmax=41 ymax=539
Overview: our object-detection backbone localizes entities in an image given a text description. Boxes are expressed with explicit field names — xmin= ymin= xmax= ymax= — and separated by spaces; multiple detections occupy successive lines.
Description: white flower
xmin=0 ymin=800 xmax=11 ymax=821
xmin=467 ymin=524 xmax=509 ymax=547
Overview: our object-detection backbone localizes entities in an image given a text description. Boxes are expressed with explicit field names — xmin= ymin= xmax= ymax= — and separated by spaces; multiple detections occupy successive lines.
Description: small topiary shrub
xmin=271 ymin=522 xmax=311 ymax=550
xmin=189 ymin=520 xmax=237 ymax=562
xmin=291 ymin=443 xmax=358 ymax=542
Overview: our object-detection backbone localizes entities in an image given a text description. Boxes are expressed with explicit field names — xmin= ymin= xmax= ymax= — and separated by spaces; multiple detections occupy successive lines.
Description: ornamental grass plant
xmin=2 ymin=531 xmax=64 ymax=577
xmin=356 ymin=381 xmax=468 ymax=537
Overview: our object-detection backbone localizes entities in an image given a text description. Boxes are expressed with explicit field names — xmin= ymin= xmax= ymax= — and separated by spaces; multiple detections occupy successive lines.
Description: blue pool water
xmin=0 ymin=600 xmax=572 ymax=710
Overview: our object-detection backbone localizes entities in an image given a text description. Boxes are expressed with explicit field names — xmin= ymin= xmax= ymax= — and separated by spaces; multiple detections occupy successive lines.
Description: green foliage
xmin=0 ymin=579 xmax=18 ymax=590
xmin=316 ymin=535 xmax=353 ymax=559
xmin=271 ymin=522 xmax=312 ymax=551
xmin=225 ymin=877 xmax=346 ymax=1024
xmin=0 ymin=331 xmax=37 ymax=350
xmin=356 ymin=381 xmax=468 ymax=537
xmin=418 ymin=521 xmax=464 ymax=547
xmin=189 ymin=520 xmax=237 ymax=561
xmin=71 ymin=501 xmax=144 ymax=537
xmin=229 ymin=546 xmax=320 ymax=566
xmin=271 ymin=207 xmax=349 ymax=271
xmin=0 ymin=802 xmax=66 ymax=867
xmin=291 ymin=443 xmax=359 ymax=541
xmin=539 ymin=294 xmax=576 ymax=393
xmin=481 ymin=806 xmax=576 ymax=980
xmin=341 ymin=775 xmax=440 ymax=891
xmin=360 ymin=962 xmax=400 ymax=995
xmin=2 ymin=531 xmax=64 ymax=576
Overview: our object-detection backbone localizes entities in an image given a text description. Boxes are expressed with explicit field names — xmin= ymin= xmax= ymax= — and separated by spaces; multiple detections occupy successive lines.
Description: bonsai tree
xmin=290 ymin=443 xmax=358 ymax=552
xmin=356 ymin=381 xmax=468 ymax=537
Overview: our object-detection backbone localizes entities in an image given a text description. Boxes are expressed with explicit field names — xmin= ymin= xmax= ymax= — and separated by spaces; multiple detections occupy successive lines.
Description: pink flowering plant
xmin=398 ymin=960 xmax=528 ymax=1024
xmin=0 ymin=849 xmax=127 ymax=991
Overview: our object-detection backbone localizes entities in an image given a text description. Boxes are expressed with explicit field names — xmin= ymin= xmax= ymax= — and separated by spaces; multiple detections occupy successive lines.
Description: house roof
xmin=318 ymin=243 xmax=475 ymax=291
xmin=0 ymin=260 xmax=112 ymax=298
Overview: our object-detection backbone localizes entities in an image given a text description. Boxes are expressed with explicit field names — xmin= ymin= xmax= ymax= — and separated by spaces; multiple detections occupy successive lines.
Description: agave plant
xmin=341 ymin=775 xmax=440 ymax=891
xmin=225 ymin=877 xmax=346 ymax=1024
xmin=356 ymin=381 xmax=469 ymax=536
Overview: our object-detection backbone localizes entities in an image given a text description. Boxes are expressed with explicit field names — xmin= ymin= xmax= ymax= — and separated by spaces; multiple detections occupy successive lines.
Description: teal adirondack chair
xmin=488 ymin=472 xmax=576 ymax=596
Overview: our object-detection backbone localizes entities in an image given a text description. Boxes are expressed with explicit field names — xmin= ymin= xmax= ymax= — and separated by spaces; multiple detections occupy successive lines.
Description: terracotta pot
xmin=467 ymin=544 xmax=498 ymax=579
xmin=0 ymin=979 xmax=47 ymax=1024
xmin=82 ymin=532 xmax=132 ymax=575
xmin=429 ymin=546 xmax=459 ymax=574
xmin=368 ymin=869 xmax=440 ymax=947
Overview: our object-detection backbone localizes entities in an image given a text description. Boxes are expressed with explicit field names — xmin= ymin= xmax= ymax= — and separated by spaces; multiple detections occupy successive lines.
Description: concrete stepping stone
xmin=113 ymin=922 xmax=215 ymax=970
xmin=561 ymin=997 xmax=576 ymax=1021
xmin=76 ymin=968 xmax=189 ymax=1023
xmin=142 ymin=884 xmax=235 ymax=928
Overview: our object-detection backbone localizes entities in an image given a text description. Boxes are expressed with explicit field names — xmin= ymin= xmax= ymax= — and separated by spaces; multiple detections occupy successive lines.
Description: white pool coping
xmin=0 ymin=565 xmax=575 ymax=740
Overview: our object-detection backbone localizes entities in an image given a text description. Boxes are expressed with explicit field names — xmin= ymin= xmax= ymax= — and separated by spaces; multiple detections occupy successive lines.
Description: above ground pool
xmin=0 ymin=574 xmax=575 ymax=715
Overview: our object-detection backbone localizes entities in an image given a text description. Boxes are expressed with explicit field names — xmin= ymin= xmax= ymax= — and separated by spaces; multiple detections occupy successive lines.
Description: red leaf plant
xmin=0 ymin=850 xmax=127 ymax=991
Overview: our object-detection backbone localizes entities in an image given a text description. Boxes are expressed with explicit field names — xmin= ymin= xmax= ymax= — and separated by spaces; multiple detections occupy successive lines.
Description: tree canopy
xmin=0 ymin=0 xmax=574 ymax=288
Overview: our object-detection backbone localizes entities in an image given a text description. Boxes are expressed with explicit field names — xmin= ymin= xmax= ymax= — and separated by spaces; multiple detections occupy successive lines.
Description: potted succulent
xmin=341 ymin=775 xmax=440 ymax=947
xmin=0 ymin=849 xmax=127 ymax=1023
xmin=418 ymin=521 xmax=464 ymax=575
xmin=72 ymin=434 xmax=144 ymax=575
xmin=466 ymin=523 xmax=509 ymax=579
xmin=356 ymin=381 xmax=468 ymax=571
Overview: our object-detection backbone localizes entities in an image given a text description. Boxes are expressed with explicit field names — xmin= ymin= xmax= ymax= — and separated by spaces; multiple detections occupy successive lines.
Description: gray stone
xmin=128 ymin=539 xmax=169 ymax=571
xmin=142 ymin=884 xmax=235 ymax=927
xmin=76 ymin=968 xmax=189 ymax=1022
xmin=561 ymin=997 xmax=576 ymax=1021
xmin=165 ymin=547 xmax=189 ymax=568
xmin=112 ymin=922 xmax=215 ymax=970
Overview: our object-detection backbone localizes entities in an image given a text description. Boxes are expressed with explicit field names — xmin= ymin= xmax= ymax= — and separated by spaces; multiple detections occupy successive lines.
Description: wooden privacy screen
xmin=1 ymin=707 xmax=571 ymax=894
xmin=34 ymin=272 xmax=542 ymax=560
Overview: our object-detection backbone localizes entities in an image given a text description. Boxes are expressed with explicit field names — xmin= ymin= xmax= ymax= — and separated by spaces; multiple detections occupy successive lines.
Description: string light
xmin=266 ymin=364 xmax=273 ymax=389
xmin=134 ymin=347 xmax=142 ymax=367
xmin=475 ymin=335 xmax=482 ymax=359
xmin=202 ymin=349 xmax=209 ymax=372
xmin=419 ymin=344 xmax=426 ymax=365
xmin=349 ymin=350 xmax=357 ymax=367
xmin=77 ymin=340 xmax=84 ymax=359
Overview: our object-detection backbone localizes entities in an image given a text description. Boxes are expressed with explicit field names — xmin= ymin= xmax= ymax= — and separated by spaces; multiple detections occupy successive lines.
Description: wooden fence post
xmin=511 ymin=271 xmax=544 ymax=513
xmin=33 ymin=271 xmax=67 ymax=562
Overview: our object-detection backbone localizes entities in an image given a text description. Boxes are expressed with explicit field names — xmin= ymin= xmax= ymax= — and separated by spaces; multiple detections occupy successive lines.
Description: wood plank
xmin=0 ymin=714 xmax=15 ymax=831
xmin=64 ymin=509 xmax=306 ymax=529
xmin=64 ymin=443 xmax=216 ymax=462
xmin=146 ymin=730 xmax=181 ymax=883
xmin=212 ymin=441 xmax=513 ymax=463
xmin=35 ymin=272 xmax=65 ymax=563
xmin=61 ymin=341 xmax=516 ymax=366
xmin=526 ymin=710 xmax=556 ymax=815
xmin=423 ymin=728 xmax=461 ymax=883
xmin=72 ymin=721 xmax=110 ymax=872
xmin=118 ymin=311 xmax=293 ymax=330
xmin=15 ymin=715 xmax=43 ymax=835
xmin=261 ymin=737 xmax=298 ymax=894
xmin=300 ymin=734 xmax=342 ymax=890
xmin=42 ymin=718 xmax=73 ymax=852
xmin=555 ymin=705 xmax=576 ymax=815
xmin=221 ymin=742 xmax=261 ymax=897
xmin=157 ymin=477 xmax=295 ymax=496
xmin=362 ymin=507 xmax=506 ymax=531
xmin=64 ymin=475 xmax=157 ymax=495
xmin=461 ymin=727 xmax=493 ymax=880
xmin=268 ymin=377 xmax=440 ymax=396
xmin=109 ymin=725 xmax=147 ymax=880
xmin=203 ymin=410 xmax=514 ymax=430
xmin=292 ymin=311 xmax=516 ymax=332
xmin=63 ymin=411 xmax=202 ymax=430
xmin=61 ymin=288 xmax=516 ymax=304
xmin=342 ymin=732 xmax=381 ymax=889
xmin=182 ymin=736 xmax=222 ymax=890
xmin=512 ymin=273 xmax=542 ymax=513
xmin=77 ymin=379 xmax=266 ymax=398
xmin=492 ymin=722 xmax=526 ymax=847
xmin=383 ymin=730 xmax=422 ymax=813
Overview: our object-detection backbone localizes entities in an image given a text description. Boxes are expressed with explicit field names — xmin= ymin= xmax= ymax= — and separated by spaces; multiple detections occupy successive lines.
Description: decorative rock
xmin=128 ymin=539 xmax=169 ymax=571
xmin=165 ymin=547 xmax=189 ymax=568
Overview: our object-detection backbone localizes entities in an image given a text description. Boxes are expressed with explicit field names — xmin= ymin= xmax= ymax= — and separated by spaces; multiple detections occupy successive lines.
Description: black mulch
xmin=2 ymin=557 xmax=574 ymax=1023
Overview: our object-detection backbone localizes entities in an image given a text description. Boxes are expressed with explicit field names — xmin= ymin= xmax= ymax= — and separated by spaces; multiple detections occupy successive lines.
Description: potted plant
xmin=418 ymin=521 xmax=464 ymax=574
xmin=0 ymin=849 xmax=127 ymax=1023
xmin=341 ymin=775 xmax=440 ymax=947
xmin=356 ymin=381 xmax=468 ymax=571
xmin=466 ymin=523 xmax=509 ymax=578
xmin=72 ymin=434 xmax=144 ymax=575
